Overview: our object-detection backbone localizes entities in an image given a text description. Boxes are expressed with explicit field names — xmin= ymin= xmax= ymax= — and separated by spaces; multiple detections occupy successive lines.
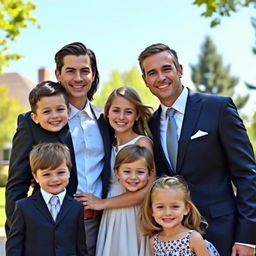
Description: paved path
xmin=0 ymin=227 xmax=6 ymax=255
xmin=0 ymin=237 xmax=5 ymax=255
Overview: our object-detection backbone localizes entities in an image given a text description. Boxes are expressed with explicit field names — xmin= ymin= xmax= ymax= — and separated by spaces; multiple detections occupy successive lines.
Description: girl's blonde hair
xmin=140 ymin=176 xmax=207 ymax=237
xmin=104 ymin=86 xmax=153 ymax=137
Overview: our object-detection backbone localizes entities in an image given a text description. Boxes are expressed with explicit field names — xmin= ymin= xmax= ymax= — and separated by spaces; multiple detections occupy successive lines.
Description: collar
xmin=68 ymin=100 xmax=94 ymax=120
xmin=40 ymin=188 xmax=66 ymax=205
xmin=161 ymin=86 xmax=188 ymax=119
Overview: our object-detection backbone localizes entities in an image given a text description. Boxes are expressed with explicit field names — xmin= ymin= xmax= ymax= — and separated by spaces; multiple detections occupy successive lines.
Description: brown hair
xmin=104 ymin=86 xmax=152 ymax=137
xmin=141 ymin=176 xmax=207 ymax=236
xmin=54 ymin=42 xmax=99 ymax=101
xmin=114 ymin=144 xmax=154 ymax=174
xmin=29 ymin=80 xmax=68 ymax=113
xmin=138 ymin=43 xmax=179 ymax=75
xmin=29 ymin=142 xmax=72 ymax=174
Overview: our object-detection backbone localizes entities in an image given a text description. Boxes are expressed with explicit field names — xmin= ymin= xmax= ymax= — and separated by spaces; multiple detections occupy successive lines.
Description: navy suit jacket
xmin=6 ymin=190 xmax=87 ymax=256
xmin=5 ymin=107 xmax=112 ymax=235
xmin=149 ymin=89 xmax=256 ymax=256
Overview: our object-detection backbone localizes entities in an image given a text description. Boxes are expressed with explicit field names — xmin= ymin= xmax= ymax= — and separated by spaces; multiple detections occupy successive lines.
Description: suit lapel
xmin=177 ymin=90 xmax=202 ymax=172
xmin=57 ymin=124 xmax=77 ymax=175
xmin=153 ymin=107 xmax=174 ymax=175
xmin=91 ymin=105 xmax=112 ymax=193
xmin=55 ymin=194 xmax=75 ymax=224
xmin=96 ymin=114 xmax=112 ymax=155
xmin=32 ymin=190 xmax=55 ymax=224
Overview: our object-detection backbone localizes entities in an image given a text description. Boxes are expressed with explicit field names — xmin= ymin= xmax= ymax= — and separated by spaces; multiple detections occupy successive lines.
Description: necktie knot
xmin=49 ymin=195 xmax=59 ymax=206
xmin=166 ymin=108 xmax=175 ymax=118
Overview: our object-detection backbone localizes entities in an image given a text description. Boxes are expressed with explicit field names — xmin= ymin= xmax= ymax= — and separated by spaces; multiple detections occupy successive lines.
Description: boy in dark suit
xmin=6 ymin=142 xmax=87 ymax=256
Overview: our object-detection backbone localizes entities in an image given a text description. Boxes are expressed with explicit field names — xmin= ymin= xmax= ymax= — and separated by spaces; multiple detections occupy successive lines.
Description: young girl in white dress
xmin=141 ymin=176 xmax=220 ymax=256
xmin=82 ymin=86 xmax=155 ymax=256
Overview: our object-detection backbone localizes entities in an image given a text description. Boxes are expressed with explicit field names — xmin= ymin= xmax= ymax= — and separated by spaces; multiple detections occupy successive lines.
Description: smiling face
xmin=107 ymin=95 xmax=139 ymax=135
xmin=115 ymin=158 xmax=149 ymax=192
xmin=142 ymin=51 xmax=183 ymax=107
xmin=33 ymin=161 xmax=70 ymax=195
xmin=31 ymin=94 xmax=69 ymax=132
xmin=151 ymin=187 xmax=190 ymax=231
xmin=55 ymin=54 xmax=95 ymax=108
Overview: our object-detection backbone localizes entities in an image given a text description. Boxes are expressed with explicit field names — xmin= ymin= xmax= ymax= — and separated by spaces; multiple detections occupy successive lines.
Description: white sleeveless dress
xmin=96 ymin=135 xmax=150 ymax=256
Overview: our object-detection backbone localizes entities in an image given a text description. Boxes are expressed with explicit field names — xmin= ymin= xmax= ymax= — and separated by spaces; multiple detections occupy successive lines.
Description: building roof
xmin=0 ymin=72 xmax=36 ymax=109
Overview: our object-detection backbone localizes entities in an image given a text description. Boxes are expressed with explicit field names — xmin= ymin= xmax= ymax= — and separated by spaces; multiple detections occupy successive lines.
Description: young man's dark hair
xmin=54 ymin=42 xmax=99 ymax=100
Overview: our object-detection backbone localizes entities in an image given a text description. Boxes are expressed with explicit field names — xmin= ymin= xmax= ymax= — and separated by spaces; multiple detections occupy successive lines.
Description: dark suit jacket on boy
xmin=149 ymin=88 xmax=256 ymax=256
xmin=6 ymin=190 xmax=87 ymax=256
xmin=5 ymin=110 xmax=112 ymax=234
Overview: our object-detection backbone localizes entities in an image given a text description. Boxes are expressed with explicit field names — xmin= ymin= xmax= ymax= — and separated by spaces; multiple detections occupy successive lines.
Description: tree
xmin=0 ymin=0 xmax=38 ymax=73
xmin=245 ymin=17 xmax=256 ymax=90
xmin=193 ymin=0 xmax=256 ymax=27
xmin=93 ymin=66 xmax=159 ymax=109
xmin=0 ymin=86 xmax=26 ymax=150
xmin=247 ymin=112 xmax=256 ymax=150
xmin=244 ymin=17 xmax=256 ymax=152
xmin=190 ymin=36 xmax=249 ymax=109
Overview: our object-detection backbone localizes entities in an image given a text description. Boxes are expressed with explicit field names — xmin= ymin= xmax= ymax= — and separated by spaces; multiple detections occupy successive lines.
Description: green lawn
xmin=0 ymin=186 xmax=33 ymax=229
xmin=0 ymin=187 xmax=6 ymax=227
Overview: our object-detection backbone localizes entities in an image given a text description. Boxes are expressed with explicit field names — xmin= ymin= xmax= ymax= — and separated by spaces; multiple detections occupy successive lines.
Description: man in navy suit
xmin=5 ymin=42 xmax=112 ymax=256
xmin=138 ymin=43 xmax=256 ymax=256
xmin=6 ymin=142 xmax=87 ymax=256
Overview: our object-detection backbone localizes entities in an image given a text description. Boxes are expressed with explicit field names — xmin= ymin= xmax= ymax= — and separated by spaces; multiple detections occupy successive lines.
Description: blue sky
xmin=5 ymin=0 xmax=256 ymax=109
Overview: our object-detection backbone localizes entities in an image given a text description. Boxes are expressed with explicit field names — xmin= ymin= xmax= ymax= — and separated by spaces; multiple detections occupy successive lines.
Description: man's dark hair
xmin=54 ymin=42 xmax=99 ymax=101
xmin=138 ymin=43 xmax=179 ymax=75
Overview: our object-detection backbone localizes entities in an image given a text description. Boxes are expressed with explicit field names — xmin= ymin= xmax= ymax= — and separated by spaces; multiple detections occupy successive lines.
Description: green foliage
xmin=245 ymin=17 xmax=256 ymax=90
xmin=0 ymin=165 xmax=8 ymax=187
xmin=0 ymin=85 xmax=26 ymax=149
xmin=93 ymin=66 xmax=159 ymax=110
xmin=0 ymin=0 xmax=39 ymax=73
xmin=244 ymin=18 xmax=256 ymax=148
xmin=193 ymin=0 xmax=256 ymax=26
xmin=246 ymin=112 xmax=256 ymax=151
xmin=190 ymin=36 xmax=249 ymax=109
xmin=0 ymin=187 xmax=5 ymax=227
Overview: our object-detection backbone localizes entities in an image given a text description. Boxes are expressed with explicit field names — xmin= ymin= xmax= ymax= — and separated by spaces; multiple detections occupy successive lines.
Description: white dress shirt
xmin=160 ymin=87 xmax=188 ymax=166
xmin=68 ymin=101 xmax=104 ymax=198
xmin=40 ymin=188 xmax=66 ymax=211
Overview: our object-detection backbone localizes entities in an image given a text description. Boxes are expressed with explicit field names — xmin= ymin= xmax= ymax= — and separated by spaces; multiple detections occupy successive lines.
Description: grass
xmin=0 ymin=186 xmax=33 ymax=229
xmin=0 ymin=187 xmax=6 ymax=227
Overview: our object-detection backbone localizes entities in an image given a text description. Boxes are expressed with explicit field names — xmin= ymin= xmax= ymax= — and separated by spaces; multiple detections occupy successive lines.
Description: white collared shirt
xmin=40 ymin=188 xmax=66 ymax=211
xmin=160 ymin=87 xmax=188 ymax=165
xmin=68 ymin=101 xmax=104 ymax=198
